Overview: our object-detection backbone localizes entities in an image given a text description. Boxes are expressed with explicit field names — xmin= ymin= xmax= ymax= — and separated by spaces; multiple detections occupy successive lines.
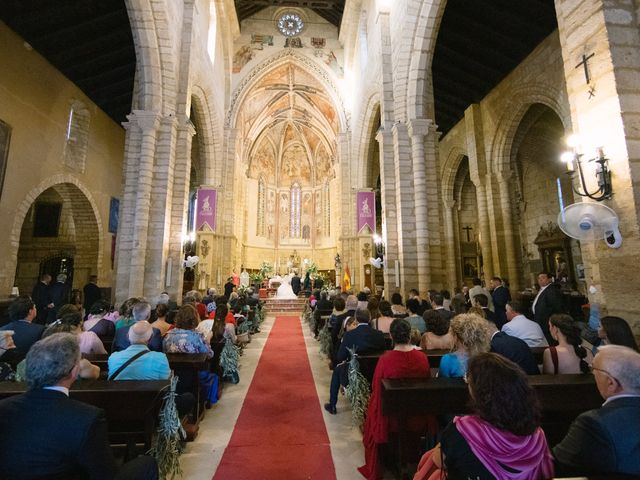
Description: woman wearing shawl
xmin=358 ymin=319 xmax=434 ymax=480
xmin=414 ymin=353 xmax=554 ymax=480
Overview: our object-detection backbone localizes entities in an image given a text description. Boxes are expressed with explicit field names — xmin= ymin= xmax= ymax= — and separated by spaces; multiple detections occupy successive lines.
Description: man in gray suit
xmin=553 ymin=345 xmax=640 ymax=476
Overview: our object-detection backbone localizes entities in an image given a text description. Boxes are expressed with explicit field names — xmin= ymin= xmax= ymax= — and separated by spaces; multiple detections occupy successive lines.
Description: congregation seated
xmin=553 ymin=345 xmax=640 ymax=476
xmin=501 ymin=299 xmax=548 ymax=348
xmin=409 ymin=289 xmax=431 ymax=315
xmin=112 ymin=302 xmax=163 ymax=352
xmin=597 ymin=315 xmax=639 ymax=351
xmin=358 ymin=318 xmax=433 ymax=480
xmin=451 ymin=287 xmax=467 ymax=314
xmin=0 ymin=330 xmax=17 ymax=381
xmin=164 ymin=305 xmax=214 ymax=358
xmin=390 ymin=293 xmax=407 ymax=317
xmin=441 ymin=289 xmax=452 ymax=312
xmin=0 ymin=333 xmax=159 ymax=479
xmin=83 ymin=300 xmax=116 ymax=338
xmin=108 ymin=321 xmax=170 ymax=380
xmin=469 ymin=277 xmax=494 ymax=311
xmin=324 ymin=309 xmax=386 ymax=415
xmin=420 ymin=309 xmax=453 ymax=350
xmin=0 ymin=296 xmax=44 ymax=362
xmin=373 ymin=300 xmax=394 ymax=333
xmin=405 ymin=298 xmax=427 ymax=334
xmin=543 ymin=314 xmax=592 ymax=374
xmin=357 ymin=291 xmax=369 ymax=311
xmin=430 ymin=292 xmax=455 ymax=322
xmin=414 ymin=353 xmax=554 ymax=480
xmin=150 ymin=303 xmax=173 ymax=337
xmin=114 ymin=297 xmax=142 ymax=330
xmin=46 ymin=311 xmax=107 ymax=355
xmin=366 ymin=296 xmax=380 ymax=324
xmin=471 ymin=293 xmax=497 ymax=325
xmin=438 ymin=313 xmax=491 ymax=378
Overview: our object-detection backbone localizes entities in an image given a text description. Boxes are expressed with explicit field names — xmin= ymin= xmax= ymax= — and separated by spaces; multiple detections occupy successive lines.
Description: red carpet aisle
xmin=213 ymin=316 xmax=337 ymax=480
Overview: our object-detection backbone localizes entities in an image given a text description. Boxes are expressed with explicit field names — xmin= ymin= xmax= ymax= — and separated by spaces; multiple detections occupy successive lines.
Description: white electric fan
xmin=557 ymin=202 xmax=622 ymax=248
xmin=368 ymin=257 xmax=384 ymax=269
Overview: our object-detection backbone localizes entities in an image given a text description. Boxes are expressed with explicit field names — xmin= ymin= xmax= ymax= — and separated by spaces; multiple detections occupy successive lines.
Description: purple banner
xmin=357 ymin=190 xmax=375 ymax=233
xmin=196 ymin=187 xmax=217 ymax=231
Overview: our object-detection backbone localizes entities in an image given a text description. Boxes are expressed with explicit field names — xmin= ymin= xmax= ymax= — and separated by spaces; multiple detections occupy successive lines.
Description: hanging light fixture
xmin=560 ymin=134 xmax=613 ymax=201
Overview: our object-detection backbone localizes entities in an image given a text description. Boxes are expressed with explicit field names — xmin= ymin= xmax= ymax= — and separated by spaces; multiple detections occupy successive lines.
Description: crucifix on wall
xmin=462 ymin=225 xmax=473 ymax=242
xmin=575 ymin=52 xmax=595 ymax=84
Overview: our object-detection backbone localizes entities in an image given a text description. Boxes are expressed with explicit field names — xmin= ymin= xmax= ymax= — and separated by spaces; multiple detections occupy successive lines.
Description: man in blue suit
xmin=490 ymin=276 xmax=511 ymax=330
xmin=0 ymin=296 xmax=44 ymax=362
xmin=324 ymin=309 xmax=386 ymax=414
xmin=553 ymin=345 xmax=640 ymax=476
xmin=112 ymin=301 xmax=163 ymax=352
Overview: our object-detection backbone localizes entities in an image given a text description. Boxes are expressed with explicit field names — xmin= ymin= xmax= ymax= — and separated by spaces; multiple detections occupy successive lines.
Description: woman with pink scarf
xmin=414 ymin=353 xmax=554 ymax=480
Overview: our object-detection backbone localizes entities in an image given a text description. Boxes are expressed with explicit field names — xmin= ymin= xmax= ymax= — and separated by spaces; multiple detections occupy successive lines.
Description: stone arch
xmin=190 ymin=86 xmax=221 ymax=185
xmin=440 ymin=146 xmax=468 ymax=203
xmin=8 ymin=175 xmax=104 ymax=294
xmin=489 ymin=85 xmax=571 ymax=175
xmin=356 ymin=90 xmax=382 ymax=188
xmin=406 ymin=0 xmax=448 ymax=120
xmin=226 ymin=50 xmax=349 ymax=133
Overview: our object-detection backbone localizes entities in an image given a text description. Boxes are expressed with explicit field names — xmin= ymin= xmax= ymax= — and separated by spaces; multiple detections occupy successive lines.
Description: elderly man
xmin=108 ymin=321 xmax=170 ymax=380
xmin=553 ymin=345 xmax=640 ymax=476
xmin=501 ymin=300 xmax=548 ymax=348
xmin=0 ymin=333 xmax=158 ymax=479
xmin=112 ymin=301 xmax=162 ymax=352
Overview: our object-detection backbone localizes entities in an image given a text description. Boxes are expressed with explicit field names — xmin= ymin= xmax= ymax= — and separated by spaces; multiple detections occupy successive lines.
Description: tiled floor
xmin=180 ymin=314 xmax=365 ymax=480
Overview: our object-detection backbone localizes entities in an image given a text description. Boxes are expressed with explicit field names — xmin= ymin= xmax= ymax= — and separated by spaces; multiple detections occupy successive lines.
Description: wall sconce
xmin=560 ymin=134 xmax=613 ymax=201
xmin=373 ymin=233 xmax=385 ymax=257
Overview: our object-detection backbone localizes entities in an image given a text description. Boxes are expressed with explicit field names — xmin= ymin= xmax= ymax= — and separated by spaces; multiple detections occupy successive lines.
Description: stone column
xmin=408 ymin=119 xmax=431 ymax=294
xmin=555 ymin=0 xmax=640 ymax=324
xmin=443 ymin=199 xmax=458 ymax=290
xmin=375 ymin=129 xmax=399 ymax=293
xmin=497 ymin=169 xmax=520 ymax=291
xmin=472 ymin=179 xmax=494 ymax=281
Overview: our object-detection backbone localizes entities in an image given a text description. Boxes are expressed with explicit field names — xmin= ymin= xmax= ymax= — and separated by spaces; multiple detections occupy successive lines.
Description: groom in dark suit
xmin=324 ymin=309 xmax=386 ymax=414
xmin=291 ymin=271 xmax=301 ymax=295
xmin=554 ymin=345 xmax=640 ymax=476
xmin=0 ymin=333 xmax=158 ymax=479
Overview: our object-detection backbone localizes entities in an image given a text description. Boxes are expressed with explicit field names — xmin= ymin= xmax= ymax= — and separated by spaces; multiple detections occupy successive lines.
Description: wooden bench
xmin=84 ymin=352 xmax=210 ymax=421
xmin=381 ymin=374 xmax=602 ymax=478
xmin=0 ymin=379 xmax=168 ymax=455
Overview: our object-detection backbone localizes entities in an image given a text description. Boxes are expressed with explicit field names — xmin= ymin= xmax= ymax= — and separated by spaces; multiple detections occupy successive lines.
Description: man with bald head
xmin=553 ymin=345 xmax=640 ymax=476
xmin=108 ymin=321 xmax=170 ymax=380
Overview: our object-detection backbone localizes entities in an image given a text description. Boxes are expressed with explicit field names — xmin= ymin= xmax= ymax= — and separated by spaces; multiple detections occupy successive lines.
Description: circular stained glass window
xmin=277 ymin=13 xmax=304 ymax=37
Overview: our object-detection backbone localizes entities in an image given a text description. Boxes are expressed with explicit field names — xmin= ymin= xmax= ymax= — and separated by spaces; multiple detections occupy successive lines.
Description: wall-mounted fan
xmin=557 ymin=203 xmax=622 ymax=248
xmin=368 ymin=257 xmax=384 ymax=269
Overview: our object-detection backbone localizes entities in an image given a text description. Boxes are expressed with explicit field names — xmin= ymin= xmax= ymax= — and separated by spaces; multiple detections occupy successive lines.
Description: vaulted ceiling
xmin=234 ymin=0 xmax=345 ymax=28
xmin=433 ymin=0 xmax=558 ymax=135
xmin=0 ymin=0 xmax=135 ymax=126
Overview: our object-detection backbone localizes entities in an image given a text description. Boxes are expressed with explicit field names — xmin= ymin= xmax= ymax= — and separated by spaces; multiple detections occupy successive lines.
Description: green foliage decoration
xmin=318 ymin=319 xmax=332 ymax=357
xmin=148 ymin=376 xmax=184 ymax=479
xmin=344 ymin=347 xmax=371 ymax=428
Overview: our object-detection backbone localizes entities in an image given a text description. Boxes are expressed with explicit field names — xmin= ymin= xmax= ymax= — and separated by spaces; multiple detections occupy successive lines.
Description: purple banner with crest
xmin=357 ymin=190 xmax=375 ymax=233
xmin=196 ymin=187 xmax=217 ymax=231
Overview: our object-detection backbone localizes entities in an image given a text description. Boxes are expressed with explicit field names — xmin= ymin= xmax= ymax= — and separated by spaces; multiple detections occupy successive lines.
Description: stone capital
xmin=407 ymin=118 xmax=433 ymax=138
xmin=126 ymin=110 xmax=161 ymax=132
xmin=375 ymin=128 xmax=391 ymax=144
xmin=391 ymin=121 xmax=408 ymax=139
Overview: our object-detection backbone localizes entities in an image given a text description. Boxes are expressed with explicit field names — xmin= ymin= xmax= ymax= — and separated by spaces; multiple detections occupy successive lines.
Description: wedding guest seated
xmin=501 ymin=300 xmax=548 ymax=348
xmin=472 ymin=294 xmax=497 ymax=325
xmin=598 ymin=316 xmax=639 ymax=351
xmin=112 ymin=301 xmax=163 ymax=352
xmin=164 ymin=305 xmax=214 ymax=358
xmin=0 ymin=296 xmax=45 ymax=362
xmin=151 ymin=303 xmax=173 ymax=337
xmin=451 ymin=287 xmax=467 ymax=314
xmin=328 ymin=297 xmax=350 ymax=362
xmin=359 ymin=319 xmax=434 ymax=480
xmin=390 ymin=293 xmax=407 ymax=317
xmin=420 ymin=310 xmax=454 ymax=350
xmin=414 ymin=353 xmax=554 ymax=480
xmin=109 ymin=321 xmax=171 ymax=380
xmin=439 ymin=314 xmax=492 ymax=378
xmin=83 ymin=300 xmax=116 ymax=338
xmin=324 ymin=309 xmax=386 ymax=415
xmin=409 ymin=289 xmax=431 ymax=315
xmin=357 ymin=291 xmax=369 ymax=311
xmin=406 ymin=298 xmax=427 ymax=334
xmin=367 ymin=297 xmax=380 ymax=324
xmin=114 ymin=297 xmax=142 ymax=330
xmin=553 ymin=345 xmax=640 ymax=476
xmin=373 ymin=300 xmax=394 ymax=334
xmin=542 ymin=314 xmax=592 ymax=374
xmin=0 ymin=333 xmax=159 ymax=480
xmin=486 ymin=321 xmax=540 ymax=375
xmin=46 ymin=311 xmax=107 ymax=355
xmin=345 ymin=294 xmax=359 ymax=317
xmin=0 ymin=330 xmax=16 ymax=381
xmin=430 ymin=292 xmax=455 ymax=322
xmin=441 ymin=290 xmax=452 ymax=312
xmin=206 ymin=304 xmax=236 ymax=344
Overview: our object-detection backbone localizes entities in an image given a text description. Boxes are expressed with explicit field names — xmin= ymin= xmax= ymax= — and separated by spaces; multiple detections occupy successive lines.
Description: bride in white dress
xmin=276 ymin=274 xmax=298 ymax=299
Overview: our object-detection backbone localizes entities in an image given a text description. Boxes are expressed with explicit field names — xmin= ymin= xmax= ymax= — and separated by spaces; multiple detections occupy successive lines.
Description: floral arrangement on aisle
xmin=148 ymin=376 xmax=183 ymax=479
xmin=344 ymin=347 xmax=371 ymax=428
xmin=252 ymin=305 xmax=264 ymax=332
xmin=220 ymin=337 xmax=240 ymax=384
xmin=258 ymin=261 xmax=273 ymax=280
xmin=318 ymin=320 xmax=332 ymax=358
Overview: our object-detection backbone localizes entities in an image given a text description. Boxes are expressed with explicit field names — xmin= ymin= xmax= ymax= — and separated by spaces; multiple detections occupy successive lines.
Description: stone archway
xmin=14 ymin=182 xmax=101 ymax=297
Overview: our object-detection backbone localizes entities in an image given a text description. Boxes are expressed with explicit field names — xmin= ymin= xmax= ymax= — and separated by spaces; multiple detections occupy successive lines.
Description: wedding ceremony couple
xmin=270 ymin=273 xmax=301 ymax=299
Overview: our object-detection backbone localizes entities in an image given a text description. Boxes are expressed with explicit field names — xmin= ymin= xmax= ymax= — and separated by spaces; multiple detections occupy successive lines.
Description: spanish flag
xmin=342 ymin=264 xmax=351 ymax=292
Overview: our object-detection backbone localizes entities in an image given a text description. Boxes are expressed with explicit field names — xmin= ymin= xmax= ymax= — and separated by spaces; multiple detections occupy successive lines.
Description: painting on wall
xmin=108 ymin=197 xmax=120 ymax=234
xmin=251 ymin=34 xmax=273 ymax=48
xmin=233 ymin=45 xmax=254 ymax=73
xmin=281 ymin=144 xmax=311 ymax=186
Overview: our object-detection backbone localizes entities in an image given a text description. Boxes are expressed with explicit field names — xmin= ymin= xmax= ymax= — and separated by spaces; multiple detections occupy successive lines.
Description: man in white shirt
xmin=502 ymin=300 xmax=548 ymax=348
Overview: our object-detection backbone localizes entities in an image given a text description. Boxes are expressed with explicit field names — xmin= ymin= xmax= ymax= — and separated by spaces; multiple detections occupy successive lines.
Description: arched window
xmin=207 ymin=2 xmax=217 ymax=63
xmin=358 ymin=11 xmax=368 ymax=72
xmin=64 ymin=100 xmax=90 ymax=173
xmin=290 ymin=183 xmax=301 ymax=238
xmin=324 ymin=181 xmax=331 ymax=236
xmin=257 ymin=177 xmax=265 ymax=236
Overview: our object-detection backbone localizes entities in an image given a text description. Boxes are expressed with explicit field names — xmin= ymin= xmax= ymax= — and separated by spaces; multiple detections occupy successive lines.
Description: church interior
xmin=1 ymin=0 xmax=640 ymax=478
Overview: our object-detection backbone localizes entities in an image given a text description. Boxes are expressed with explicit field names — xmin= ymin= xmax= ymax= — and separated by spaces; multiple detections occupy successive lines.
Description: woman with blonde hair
xmin=438 ymin=313 xmax=491 ymax=378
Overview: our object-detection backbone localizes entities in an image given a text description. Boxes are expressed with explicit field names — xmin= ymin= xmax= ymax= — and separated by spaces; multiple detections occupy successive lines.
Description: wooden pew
xmin=83 ymin=353 xmax=210 ymax=421
xmin=381 ymin=374 xmax=602 ymax=478
xmin=0 ymin=379 xmax=168 ymax=454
